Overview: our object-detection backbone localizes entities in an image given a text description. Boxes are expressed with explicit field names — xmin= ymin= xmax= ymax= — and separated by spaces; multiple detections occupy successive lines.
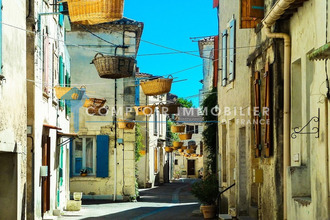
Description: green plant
xmin=177 ymin=97 xmax=194 ymax=108
xmin=135 ymin=124 xmax=145 ymax=162
xmin=202 ymin=87 xmax=217 ymax=173
xmin=191 ymin=174 xmax=219 ymax=205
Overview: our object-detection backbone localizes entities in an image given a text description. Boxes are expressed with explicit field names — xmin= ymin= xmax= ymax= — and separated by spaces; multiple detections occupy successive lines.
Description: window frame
xmin=72 ymin=136 xmax=96 ymax=176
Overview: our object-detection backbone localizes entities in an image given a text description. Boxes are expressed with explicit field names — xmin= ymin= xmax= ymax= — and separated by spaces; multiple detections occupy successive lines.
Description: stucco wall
xmin=0 ymin=0 xmax=27 ymax=218
xmin=288 ymin=0 xmax=330 ymax=219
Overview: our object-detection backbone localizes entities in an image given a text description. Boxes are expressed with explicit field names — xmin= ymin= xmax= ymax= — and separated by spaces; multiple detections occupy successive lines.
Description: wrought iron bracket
xmin=291 ymin=108 xmax=320 ymax=139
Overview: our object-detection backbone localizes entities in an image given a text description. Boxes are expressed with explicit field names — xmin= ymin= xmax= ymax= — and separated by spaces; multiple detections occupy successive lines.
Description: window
xmin=72 ymin=137 xmax=96 ymax=175
xmin=175 ymin=159 xmax=178 ymax=165
xmin=154 ymin=148 xmax=158 ymax=173
xmin=221 ymin=18 xmax=236 ymax=86
xmin=154 ymin=110 xmax=158 ymax=135
xmin=186 ymin=125 xmax=195 ymax=133
xmin=194 ymin=125 xmax=199 ymax=134
xmin=59 ymin=55 xmax=65 ymax=108
xmin=240 ymin=0 xmax=264 ymax=29
xmin=43 ymin=35 xmax=50 ymax=95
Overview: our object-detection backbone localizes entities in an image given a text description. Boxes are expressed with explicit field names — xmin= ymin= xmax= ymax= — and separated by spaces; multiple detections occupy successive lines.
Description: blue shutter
xmin=70 ymin=140 xmax=73 ymax=177
xmin=229 ymin=19 xmax=236 ymax=82
xmin=222 ymin=29 xmax=227 ymax=86
xmin=135 ymin=79 xmax=140 ymax=106
xmin=96 ymin=135 xmax=109 ymax=177
xmin=59 ymin=56 xmax=64 ymax=108
xmin=59 ymin=3 xmax=64 ymax=27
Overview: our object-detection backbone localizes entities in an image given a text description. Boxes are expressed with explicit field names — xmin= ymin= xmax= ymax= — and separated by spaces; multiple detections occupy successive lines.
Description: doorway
xmin=41 ymin=134 xmax=51 ymax=215
xmin=188 ymin=160 xmax=195 ymax=176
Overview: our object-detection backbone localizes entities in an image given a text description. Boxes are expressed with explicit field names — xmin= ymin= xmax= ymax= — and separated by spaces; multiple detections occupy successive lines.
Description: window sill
xmin=293 ymin=196 xmax=312 ymax=206
xmin=70 ymin=176 xmax=99 ymax=181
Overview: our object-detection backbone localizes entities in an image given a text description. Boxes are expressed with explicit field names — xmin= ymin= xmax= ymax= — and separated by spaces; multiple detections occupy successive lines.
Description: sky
xmin=124 ymin=0 xmax=218 ymax=107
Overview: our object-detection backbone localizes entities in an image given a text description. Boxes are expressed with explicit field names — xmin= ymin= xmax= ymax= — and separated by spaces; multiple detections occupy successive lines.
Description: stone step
xmin=238 ymin=216 xmax=257 ymax=220
xmin=219 ymin=214 xmax=232 ymax=220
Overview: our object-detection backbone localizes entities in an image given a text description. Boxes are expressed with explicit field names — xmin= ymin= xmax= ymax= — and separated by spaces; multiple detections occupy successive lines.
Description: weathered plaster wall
xmin=67 ymin=26 xmax=139 ymax=199
xmin=288 ymin=0 xmax=330 ymax=219
xmin=0 ymin=0 xmax=27 ymax=218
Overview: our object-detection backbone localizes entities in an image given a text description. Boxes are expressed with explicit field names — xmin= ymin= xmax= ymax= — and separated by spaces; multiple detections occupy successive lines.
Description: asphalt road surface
xmin=60 ymin=179 xmax=206 ymax=220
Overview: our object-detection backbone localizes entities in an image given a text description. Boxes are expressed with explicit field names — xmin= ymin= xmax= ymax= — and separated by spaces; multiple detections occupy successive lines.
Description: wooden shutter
xmin=221 ymin=30 xmax=227 ymax=86
xmin=229 ymin=19 xmax=236 ymax=82
xmin=59 ymin=56 xmax=64 ymax=108
xmin=254 ymin=71 xmax=261 ymax=157
xmin=154 ymin=148 xmax=158 ymax=173
xmin=135 ymin=79 xmax=140 ymax=106
xmin=241 ymin=0 xmax=264 ymax=29
xmin=43 ymin=36 xmax=49 ymax=94
xmin=264 ymin=62 xmax=271 ymax=157
xmin=96 ymin=135 xmax=109 ymax=177
xmin=70 ymin=140 xmax=73 ymax=177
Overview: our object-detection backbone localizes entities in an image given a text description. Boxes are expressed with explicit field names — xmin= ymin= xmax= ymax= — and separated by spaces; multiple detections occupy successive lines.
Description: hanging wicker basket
xmin=186 ymin=149 xmax=195 ymax=154
xmin=179 ymin=133 xmax=193 ymax=140
xmin=191 ymin=154 xmax=197 ymax=157
xmin=118 ymin=119 xmax=135 ymax=130
xmin=140 ymin=75 xmax=173 ymax=96
xmin=178 ymin=149 xmax=184 ymax=153
xmin=134 ymin=105 xmax=156 ymax=116
xmin=173 ymin=141 xmax=184 ymax=148
xmin=159 ymin=102 xmax=181 ymax=114
xmin=67 ymin=0 xmax=124 ymax=25
xmin=165 ymin=147 xmax=173 ymax=153
xmin=83 ymin=98 xmax=106 ymax=108
xmin=172 ymin=146 xmax=181 ymax=150
xmin=198 ymin=154 xmax=203 ymax=157
xmin=171 ymin=125 xmax=185 ymax=133
xmin=181 ymin=146 xmax=188 ymax=150
xmin=91 ymin=53 xmax=135 ymax=79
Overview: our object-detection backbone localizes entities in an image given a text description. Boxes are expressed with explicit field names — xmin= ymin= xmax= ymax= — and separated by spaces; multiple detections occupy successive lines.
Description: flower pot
xmin=173 ymin=141 xmax=183 ymax=147
xmin=80 ymin=173 xmax=87 ymax=177
xmin=179 ymin=133 xmax=192 ymax=140
xmin=171 ymin=125 xmax=185 ymax=133
xmin=73 ymin=192 xmax=83 ymax=201
xmin=201 ymin=205 xmax=216 ymax=219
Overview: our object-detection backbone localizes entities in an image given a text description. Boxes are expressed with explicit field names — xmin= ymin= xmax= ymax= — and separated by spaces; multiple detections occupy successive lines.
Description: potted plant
xmin=80 ymin=168 xmax=92 ymax=176
xmin=191 ymin=174 xmax=219 ymax=219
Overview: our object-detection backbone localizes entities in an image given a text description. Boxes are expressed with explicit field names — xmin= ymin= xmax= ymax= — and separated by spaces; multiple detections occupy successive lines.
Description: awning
xmin=43 ymin=124 xmax=62 ymax=130
xmin=57 ymin=132 xmax=78 ymax=137
xmin=308 ymin=42 xmax=330 ymax=61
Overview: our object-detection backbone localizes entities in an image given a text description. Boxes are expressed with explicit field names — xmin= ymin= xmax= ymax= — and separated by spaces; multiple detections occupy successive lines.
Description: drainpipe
xmin=114 ymin=79 xmax=117 ymax=201
xmin=262 ymin=0 xmax=294 ymax=219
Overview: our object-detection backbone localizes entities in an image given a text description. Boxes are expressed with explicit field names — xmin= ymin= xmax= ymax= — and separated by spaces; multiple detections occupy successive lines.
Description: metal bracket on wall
xmin=291 ymin=108 xmax=320 ymax=139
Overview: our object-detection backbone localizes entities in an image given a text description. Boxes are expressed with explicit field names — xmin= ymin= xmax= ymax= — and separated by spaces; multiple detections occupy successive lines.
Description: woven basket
xmin=67 ymin=0 xmax=124 ymax=25
xmin=172 ymin=146 xmax=181 ymax=150
xmin=134 ymin=105 xmax=156 ymax=116
xmin=173 ymin=141 xmax=184 ymax=147
xmin=165 ymin=147 xmax=173 ymax=153
xmin=198 ymin=154 xmax=203 ymax=157
xmin=178 ymin=149 xmax=184 ymax=153
xmin=91 ymin=53 xmax=135 ymax=79
xmin=171 ymin=125 xmax=185 ymax=133
xmin=140 ymin=76 xmax=173 ymax=96
xmin=83 ymin=98 xmax=106 ymax=108
xmin=179 ymin=133 xmax=192 ymax=140
xmin=118 ymin=119 xmax=135 ymax=130
xmin=186 ymin=149 xmax=195 ymax=154
xmin=181 ymin=146 xmax=188 ymax=150
xmin=191 ymin=154 xmax=197 ymax=157
xmin=159 ymin=102 xmax=181 ymax=114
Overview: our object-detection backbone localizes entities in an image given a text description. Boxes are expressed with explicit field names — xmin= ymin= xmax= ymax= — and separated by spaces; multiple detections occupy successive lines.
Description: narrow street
xmin=59 ymin=179 xmax=205 ymax=220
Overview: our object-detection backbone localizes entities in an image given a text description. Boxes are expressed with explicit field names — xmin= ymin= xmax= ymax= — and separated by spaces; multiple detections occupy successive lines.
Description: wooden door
xmin=42 ymin=135 xmax=51 ymax=215
xmin=187 ymin=160 xmax=195 ymax=176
